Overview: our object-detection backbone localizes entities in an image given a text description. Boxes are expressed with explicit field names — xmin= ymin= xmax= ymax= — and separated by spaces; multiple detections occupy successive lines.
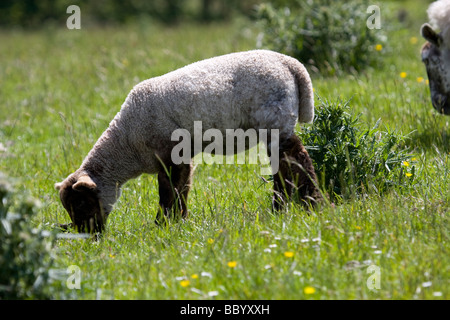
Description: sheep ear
xmin=55 ymin=182 xmax=63 ymax=191
xmin=73 ymin=175 xmax=97 ymax=192
xmin=421 ymin=23 xmax=442 ymax=47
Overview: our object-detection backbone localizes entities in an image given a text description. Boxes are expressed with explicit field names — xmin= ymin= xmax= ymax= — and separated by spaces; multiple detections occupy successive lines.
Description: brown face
xmin=56 ymin=175 xmax=106 ymax=233
xmin=421 ymin=23 xmax=450 ymax=115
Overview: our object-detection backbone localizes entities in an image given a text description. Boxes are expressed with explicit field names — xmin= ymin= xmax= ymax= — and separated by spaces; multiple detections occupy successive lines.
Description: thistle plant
xmin=299 ymin=98 xmax=414 ymax=202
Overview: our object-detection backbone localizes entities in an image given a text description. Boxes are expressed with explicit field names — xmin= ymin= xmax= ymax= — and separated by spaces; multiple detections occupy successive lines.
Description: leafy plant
xmin=0 ymin=173 xmax=54 ymax=299
xmin=257 ymin=0 xmax=386 ymax=76
xmin=299 ymin=98 xmax=414 ymax=202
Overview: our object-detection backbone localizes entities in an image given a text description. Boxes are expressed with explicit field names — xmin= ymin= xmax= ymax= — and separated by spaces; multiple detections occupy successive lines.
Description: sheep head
xmin=55 ymin=173 xmax=107 ymax=234
xmin=421 ymin=23 xmax=450 ymax=115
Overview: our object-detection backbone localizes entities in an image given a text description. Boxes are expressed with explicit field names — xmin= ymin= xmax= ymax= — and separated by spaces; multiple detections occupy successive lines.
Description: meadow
xmin=0 ymin=1 xmax=448 ymax=299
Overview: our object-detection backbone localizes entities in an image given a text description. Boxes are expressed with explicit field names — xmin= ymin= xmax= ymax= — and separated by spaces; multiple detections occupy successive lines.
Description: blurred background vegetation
xmin=0 ymin=0 xmax=261 ymax=27
xmin=0 ymin=0 xmax=428 ymax=76
xmin=257 ymin=0 xmax=386 ymax=75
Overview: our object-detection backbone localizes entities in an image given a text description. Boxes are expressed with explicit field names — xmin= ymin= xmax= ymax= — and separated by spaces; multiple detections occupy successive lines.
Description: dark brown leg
xmin=155 ymin=161 xmax=193 ymax=225
xmin=177 ymin=162 xmax=193 ymax=219
xmin=272 ymin=134 xmax=321 ymax=210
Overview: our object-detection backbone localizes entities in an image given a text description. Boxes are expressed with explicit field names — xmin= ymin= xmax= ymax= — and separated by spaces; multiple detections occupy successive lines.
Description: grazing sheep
xmin=55 ymin=50 xmax=322 ymax=233
xmin=420 ymin=0 xmax=450 ymax=115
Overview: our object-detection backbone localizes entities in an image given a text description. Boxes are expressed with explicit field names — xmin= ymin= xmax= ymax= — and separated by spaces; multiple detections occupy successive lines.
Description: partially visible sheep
xmin=55 ymin=50 xmax=321 ymax=233
xmin=420 ymin=0 xmax=450 ymax=115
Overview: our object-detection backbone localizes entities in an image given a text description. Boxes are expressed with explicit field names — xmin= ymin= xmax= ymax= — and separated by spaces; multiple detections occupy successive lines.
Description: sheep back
xmin=120 ymin=50 xmax=312 ymax=140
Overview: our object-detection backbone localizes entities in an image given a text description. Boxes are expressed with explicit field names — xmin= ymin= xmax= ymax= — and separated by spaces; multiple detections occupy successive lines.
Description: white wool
xmin=428 ymin=0 xmax=450 ymax=45
xmin=70 ymin=49 xmax=315 ymax=201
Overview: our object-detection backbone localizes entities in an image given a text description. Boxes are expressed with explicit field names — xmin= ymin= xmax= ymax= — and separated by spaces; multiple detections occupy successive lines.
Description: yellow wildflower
xmin=191 ymin=274 xmax=199 ymax=279
xmin=375 ymin=44 xmax=383 ymax=51
xmin=417 ymin=77 xmax=424 ymax=83
xmin=284 ymin=251 xmax=295 ymax=258
xmin=400 ymin=72 xmax=407 ymax=78
xmin=304 ymin=286 xmax=316 ymax=294
xmin=406 ymin=173 xmax=413 ymax=177
xmin=402 ymin=161 xmax=410 ymax=167
xmin=180 ymin=280 xmax=190 ymax=287
xmin=227 ymin=261 xmax=237 ymax=268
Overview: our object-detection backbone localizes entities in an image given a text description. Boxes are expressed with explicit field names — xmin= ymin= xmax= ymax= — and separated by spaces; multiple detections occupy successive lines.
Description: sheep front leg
xmin=155 ymin=162 xmax=193 ymax=225
xmin=273 ymin=134 xmax=321 ymax=210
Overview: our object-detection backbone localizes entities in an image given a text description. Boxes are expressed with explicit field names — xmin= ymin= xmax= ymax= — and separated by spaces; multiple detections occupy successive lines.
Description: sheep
xmin=420 ymin=0 xmax=450 ymax=115
xmin=55 ymin=49 xmax=322 ymax=233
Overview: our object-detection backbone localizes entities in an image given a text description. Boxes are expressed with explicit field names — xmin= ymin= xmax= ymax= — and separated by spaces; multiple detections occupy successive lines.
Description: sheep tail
xmin=293 ymin=63 xmax=315 ymax=124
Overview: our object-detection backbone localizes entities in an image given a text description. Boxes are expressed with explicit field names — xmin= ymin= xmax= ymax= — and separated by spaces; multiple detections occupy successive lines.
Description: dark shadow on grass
xmin=408 ymin=125 xmax=449 ymax=154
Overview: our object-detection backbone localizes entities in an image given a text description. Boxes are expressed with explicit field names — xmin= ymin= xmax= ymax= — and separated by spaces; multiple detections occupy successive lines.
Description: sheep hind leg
xmin=272 ymin=134 xmax=321 ymax=211
xmin=155 ymin=161 xmax=193 ymax=225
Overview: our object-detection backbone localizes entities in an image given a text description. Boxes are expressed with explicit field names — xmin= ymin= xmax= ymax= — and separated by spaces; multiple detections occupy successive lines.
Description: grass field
xmin=1 ymin=1 xmax=449 ymax=299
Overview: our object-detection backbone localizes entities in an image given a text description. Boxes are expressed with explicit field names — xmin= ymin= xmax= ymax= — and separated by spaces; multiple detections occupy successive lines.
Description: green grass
xmin=0 ymin=2 xmax=449 ymax=299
